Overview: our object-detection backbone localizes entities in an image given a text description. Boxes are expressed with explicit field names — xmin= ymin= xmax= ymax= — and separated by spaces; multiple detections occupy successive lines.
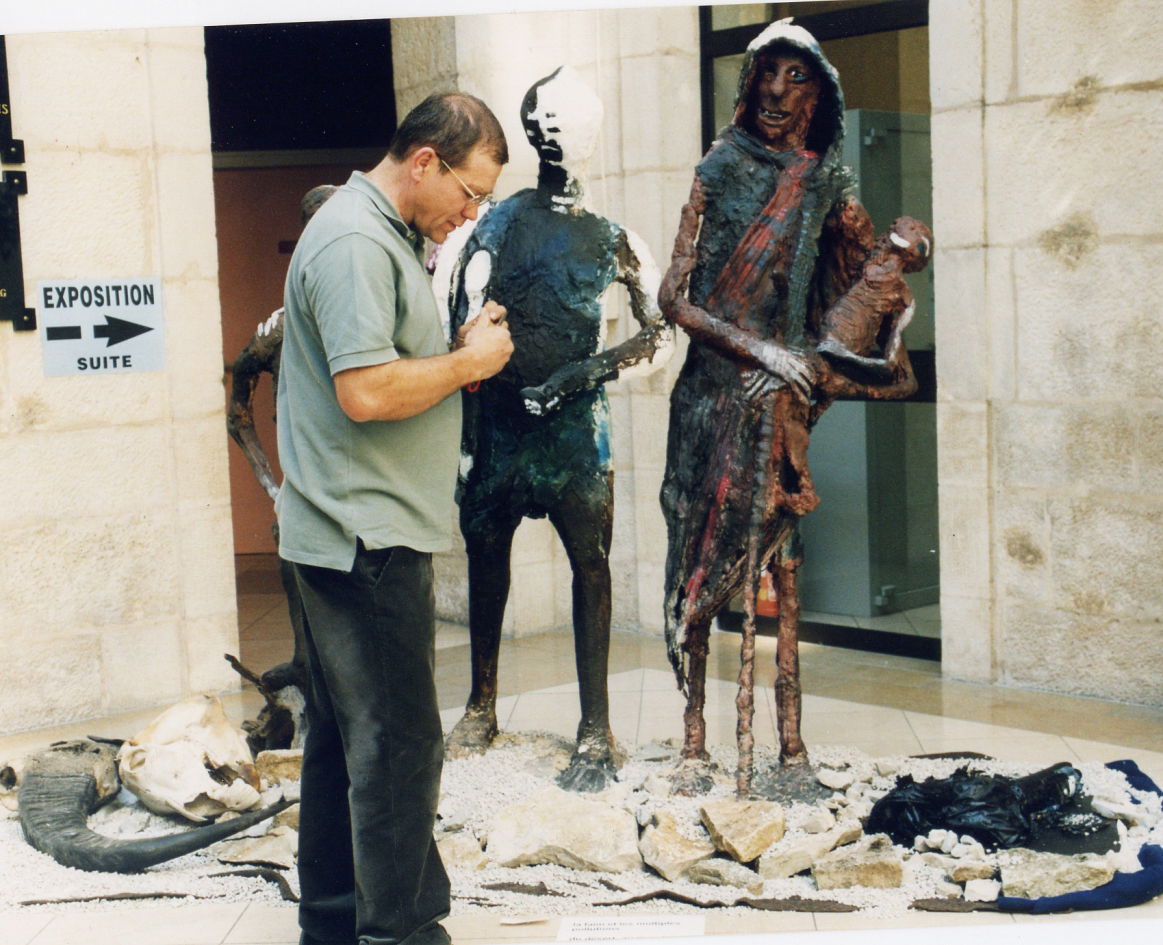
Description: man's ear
xmin=409 ymin=146 xmax=438 ymax=183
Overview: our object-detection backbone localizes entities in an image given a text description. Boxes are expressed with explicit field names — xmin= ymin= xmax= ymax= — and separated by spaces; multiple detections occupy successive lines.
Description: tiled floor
xmin=2 ymin=554 xmax=1162 ymax=945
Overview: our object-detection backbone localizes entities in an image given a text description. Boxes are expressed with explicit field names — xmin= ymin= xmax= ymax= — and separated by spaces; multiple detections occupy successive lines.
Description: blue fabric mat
xmin=997 ymin=760 xmax=1163 ymax=913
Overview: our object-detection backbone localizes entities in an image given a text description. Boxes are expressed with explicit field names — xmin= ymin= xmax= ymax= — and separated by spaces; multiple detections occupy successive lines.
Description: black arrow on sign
xmin=93 ymin=315 xmax=153 ymax=347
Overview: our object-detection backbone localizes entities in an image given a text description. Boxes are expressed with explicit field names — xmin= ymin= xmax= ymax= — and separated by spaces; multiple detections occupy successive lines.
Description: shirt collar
xmin=347 ymin=170 xmax=426 ymax=254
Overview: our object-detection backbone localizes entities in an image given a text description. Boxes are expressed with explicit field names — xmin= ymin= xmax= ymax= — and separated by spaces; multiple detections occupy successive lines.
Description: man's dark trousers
xmin=291 ymin=543 xmax=451 ymax=945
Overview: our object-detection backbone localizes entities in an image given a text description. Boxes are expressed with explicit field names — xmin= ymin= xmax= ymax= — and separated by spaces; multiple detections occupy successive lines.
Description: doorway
xmin=205 ymin=19 xmax=395 ymax=555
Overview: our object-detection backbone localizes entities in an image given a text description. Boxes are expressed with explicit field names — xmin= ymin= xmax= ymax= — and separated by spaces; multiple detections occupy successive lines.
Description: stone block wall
xmin=0 ymin=28 xmax=238 ymax=732
xmin=932 ymin=0 xmax=1163 ymax=704
xmin=395 ymin=8 xmax=701 ymax=638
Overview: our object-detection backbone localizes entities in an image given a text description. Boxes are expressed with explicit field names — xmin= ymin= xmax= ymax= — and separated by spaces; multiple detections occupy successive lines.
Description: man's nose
xmin=463 ymin=202 xmax=480 ymax=222
xmin=768 ymin=73 xmax=786 ymax=97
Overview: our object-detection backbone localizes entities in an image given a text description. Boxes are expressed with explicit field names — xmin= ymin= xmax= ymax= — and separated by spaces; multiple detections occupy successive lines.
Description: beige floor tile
xmin=903 ymin=712 xmax=1023 ymax=742
xmin=800 ymin=693 xmax=874 ymax=714
xmin=638 ymin=687 xmax=690 ymax=718
xmin=0 ymin=910 xmax=53 ymax=945
xmin=239 ymin=639 xmax=295 ymax=672
xmin=436 ymin=624 xmax=473 ymax=650
xmin=815 ymin=734 xmax=926 ymax=758
xmin=914 ymin=733 xmax=1077 ymax=765
xmin=505 ymin=691 xmax=642 ymax=742
xmin=444 ymin=914 xmax=560 ymax=941
xmin=1009 ymin=906 xmax=1163 ymax=925
xmin=537 ymin=670 xmax=649 ymax=695
xmin=641 ymin=668 xmax=683 ymax=692
xmin=800 ymin=712 xmax=918 ymax=746
xmin=1062 ymin=739 xmax=1163 ymax=779
xmin=608 ymin=669 xmax=650 ymax=693
xmin=236 ymin=593 xmax=287 ymax=628
xmin=699 ymin=709 xmax=779 ymax=749
xmin=223 ymin=902 xmax=299 ymax=943
xmin=503 ymin=691 xmax=582 ymax=738
xmin=907 ymin=613 xmax=942 ymax=638
xmin=635 ymin=712 xmax=689 ymax=746
xmin=530 ymin=680 xmax=583 ymax=695
xmin=813 ymin=909 xmax=1016 ymax=931
xmin=31 ymin=902 xmax=248 ymax=945
xmin=704 ymin=911 xmax=817 ymax=934
xmin=440 ymin=695 xmax=519 ymax=734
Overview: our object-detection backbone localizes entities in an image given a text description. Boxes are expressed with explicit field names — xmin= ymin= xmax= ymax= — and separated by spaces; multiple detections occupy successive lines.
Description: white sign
xmin=556 ymin=915 xmax=706 ymax=942
xmin=38 ymin=278 xmax=165 ymax=376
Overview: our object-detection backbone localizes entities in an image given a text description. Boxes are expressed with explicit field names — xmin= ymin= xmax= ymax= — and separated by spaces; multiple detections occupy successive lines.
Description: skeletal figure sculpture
xmin=225 ymin=184 xmax=337 ymax=709
xmin=445 ymin=66 xmax=672 ymax=791
xmin=659 ymin=20 xmax=922 ymax=795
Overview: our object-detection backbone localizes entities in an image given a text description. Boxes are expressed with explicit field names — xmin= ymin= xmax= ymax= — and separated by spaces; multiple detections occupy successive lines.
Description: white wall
xmin=0 ymin=27 xmax=239 ymax=733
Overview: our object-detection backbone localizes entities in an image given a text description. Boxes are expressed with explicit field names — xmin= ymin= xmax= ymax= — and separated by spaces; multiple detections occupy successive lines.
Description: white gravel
xmin=1 ymin=734 xmax=1158 ymax=921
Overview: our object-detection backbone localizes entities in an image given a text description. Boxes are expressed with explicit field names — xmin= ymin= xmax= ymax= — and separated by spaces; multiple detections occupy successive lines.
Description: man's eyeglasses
xmin=439 ymin=156 xmax=492 ymax=208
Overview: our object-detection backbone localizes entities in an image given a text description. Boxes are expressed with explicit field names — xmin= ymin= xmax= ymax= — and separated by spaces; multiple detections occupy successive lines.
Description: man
xmin=276 ymin=93 xmax=513 ymax=945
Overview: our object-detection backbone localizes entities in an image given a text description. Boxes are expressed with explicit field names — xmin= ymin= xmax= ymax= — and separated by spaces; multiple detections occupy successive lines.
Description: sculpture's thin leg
xmin=735 ymin=530 xmax=760 ymax=797
xmin=680 ymin=623 xmax=711 ymax=762
xmin=446 ymin=519 xmax=518 ymax=756
xmin=669 ymin=617 xmax=718 ymax=795
xmin=548 ymin=481 xmax=617 ymax=792
xmin=774 ymin=557 xmax=808 ymax=765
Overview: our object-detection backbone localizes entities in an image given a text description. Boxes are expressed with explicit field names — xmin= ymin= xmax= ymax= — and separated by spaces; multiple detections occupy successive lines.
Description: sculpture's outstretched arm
xmin=226 ymin=311 xmax=284 ymax=501
xmin=521 ymin=228 xmax=674 ymax=417
xmin=658 ymin=176 xmax=812 ymax=396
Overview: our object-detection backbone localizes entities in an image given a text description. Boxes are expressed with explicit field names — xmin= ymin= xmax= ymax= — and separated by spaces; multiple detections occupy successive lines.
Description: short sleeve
xmin=302 ymin=233 xmax=401 ymax=375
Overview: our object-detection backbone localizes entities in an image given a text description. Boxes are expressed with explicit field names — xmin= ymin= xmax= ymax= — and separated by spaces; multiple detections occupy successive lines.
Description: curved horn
xmin=19 ymin=740 xmax=291 ymax=874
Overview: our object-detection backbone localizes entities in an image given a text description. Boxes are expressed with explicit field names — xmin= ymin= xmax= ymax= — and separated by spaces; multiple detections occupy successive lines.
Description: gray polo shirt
xmin=275 ymin=171 xmax=461 ymax=571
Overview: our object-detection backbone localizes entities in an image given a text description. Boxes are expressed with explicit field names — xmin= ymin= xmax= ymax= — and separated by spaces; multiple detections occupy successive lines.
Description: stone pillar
xmin=932 ymin=0 xmax=1163 ymax=704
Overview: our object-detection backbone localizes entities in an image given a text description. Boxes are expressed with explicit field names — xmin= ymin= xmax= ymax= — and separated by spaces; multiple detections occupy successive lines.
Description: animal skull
xmin=117 ymin=694 xmax=262 ymax=823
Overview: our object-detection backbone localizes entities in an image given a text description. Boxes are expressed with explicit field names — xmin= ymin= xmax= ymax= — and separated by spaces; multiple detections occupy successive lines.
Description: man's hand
xmin=460 ymin=300 xmax=512 ymax=381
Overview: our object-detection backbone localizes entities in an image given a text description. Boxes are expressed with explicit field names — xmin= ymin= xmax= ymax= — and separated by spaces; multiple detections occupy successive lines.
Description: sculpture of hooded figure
xmin=658 ymin=19 xmax=880 ymax=790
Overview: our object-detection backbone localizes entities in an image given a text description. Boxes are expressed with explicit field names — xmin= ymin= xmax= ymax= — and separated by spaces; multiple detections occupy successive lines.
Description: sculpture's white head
xmin=522 ymin=66 xmax=604 ymax=179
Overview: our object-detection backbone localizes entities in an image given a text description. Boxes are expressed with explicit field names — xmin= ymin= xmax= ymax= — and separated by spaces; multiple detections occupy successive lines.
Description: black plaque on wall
xmin=1 ymin=35 xmax=34 ymax=332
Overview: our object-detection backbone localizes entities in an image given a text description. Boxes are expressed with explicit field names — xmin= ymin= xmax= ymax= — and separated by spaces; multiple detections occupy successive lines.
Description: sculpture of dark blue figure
xmin=446 ymin=66 xmax=672 ymax=792
xmin=659 ymin=20 xmax=918 ymax=796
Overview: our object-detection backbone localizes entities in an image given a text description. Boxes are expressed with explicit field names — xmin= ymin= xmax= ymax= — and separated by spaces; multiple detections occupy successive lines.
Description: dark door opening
xmin=206 ymin=19 xmax=395 ymax=556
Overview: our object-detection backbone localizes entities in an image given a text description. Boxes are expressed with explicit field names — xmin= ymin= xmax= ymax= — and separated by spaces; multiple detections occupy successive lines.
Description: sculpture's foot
xmin=555 ymin=732 xmax=620 ymax=793
xmin=445 ymin=707 xmax=498 ymax=759
xmin=669 ymin=756 xmax=717 ymax=796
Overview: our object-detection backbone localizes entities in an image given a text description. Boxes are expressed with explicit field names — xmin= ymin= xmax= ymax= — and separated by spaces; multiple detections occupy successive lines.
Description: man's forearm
xmin=334 ymin=348 xmax=483 ymax=423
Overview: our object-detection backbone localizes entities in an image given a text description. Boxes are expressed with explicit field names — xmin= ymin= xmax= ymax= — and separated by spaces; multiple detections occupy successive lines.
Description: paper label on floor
xmin=557 ymin=915 xmax=706 ymax=941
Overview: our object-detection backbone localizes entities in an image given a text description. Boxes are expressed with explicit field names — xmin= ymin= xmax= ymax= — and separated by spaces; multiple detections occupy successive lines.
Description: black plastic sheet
xmin=866 ymin=762 xmax=1092 ymax=851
